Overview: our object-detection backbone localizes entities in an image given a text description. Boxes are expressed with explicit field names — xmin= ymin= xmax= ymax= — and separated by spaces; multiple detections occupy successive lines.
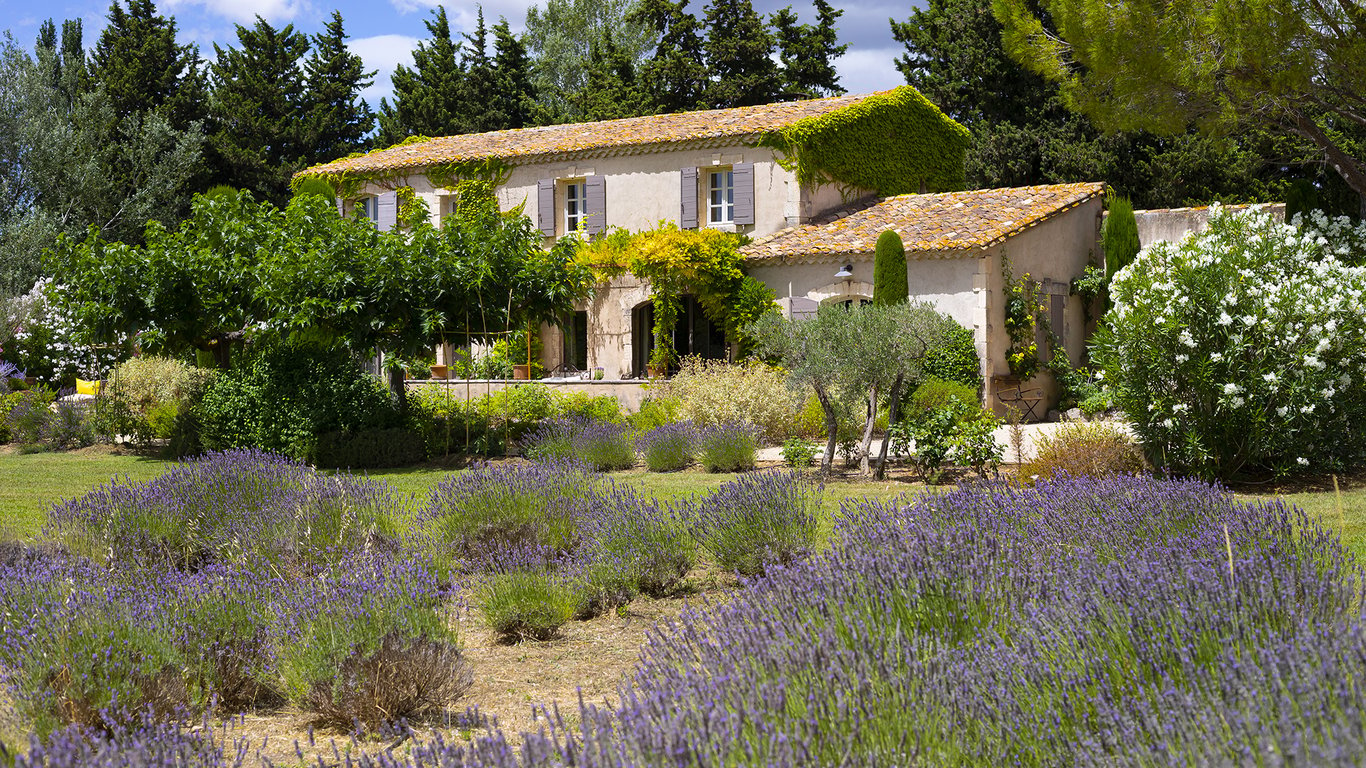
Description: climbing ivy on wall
xmin=579 ymin=224 xmax=777 ymax=368
xmin=291 ymin=135 xmax=514 ymax=203
xmin=760 ymin=86 xmax=970 ymax=197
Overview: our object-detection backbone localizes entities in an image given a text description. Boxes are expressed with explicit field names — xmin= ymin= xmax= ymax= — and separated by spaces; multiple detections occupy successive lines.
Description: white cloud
xmin=387 ymin=0 xmax=536 ymax=31
xmin=349 ymin=34 xmax=421 ymax=106
xmin=834 ymin=47 xmax=904 ymax=95
xmin=163 ymin=0 xmax=309 ymax=25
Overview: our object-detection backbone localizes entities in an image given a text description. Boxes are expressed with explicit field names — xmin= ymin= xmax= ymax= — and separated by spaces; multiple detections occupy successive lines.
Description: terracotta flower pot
xmin=513 ymin=364 xmax=532 ymax=380
xmin=429 ymin=364 xmax=449 ymax=380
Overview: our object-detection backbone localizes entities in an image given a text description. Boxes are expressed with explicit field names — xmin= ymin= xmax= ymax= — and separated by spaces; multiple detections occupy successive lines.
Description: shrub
xmin=1078 ymin=389 xmax=1115 ymax=419
xmin=629 ymin=395 xmax=681 ymax=432
xmin=1026 ymin=421 xmax=1147 ymax=480
xmin=92 ymin=356 xmax=215 ymax=448
xmin=275 ymin=559 xmax=467 ymax=729
xmin=951 ymin=416 xmax=1003 ymax=480
xmin=45 ymin=450 xmax=401 ymax=570
xmin=637 ymin=422 xmax=696 ymax=472
xmin=419 ymin=461 xmax=593 ymax=573
xmin=689 ymin=470 xmax=823 ymax=576
xmin=1094 ymin=205 xmax=1366 ymax=479
xmin=473 ymin=568 xmax=580 ymax=641
xmin=872 ymin=230 xmax=908 ymax=304
xmin=918 ymin=322 xmax=982 ymax=390
xmin=893 ymin=384 xmax=1000 ymax=482
xmin=656 ymin=358 xmax=802 ymax=443
xmin=696 ymin=422 xmax=759 ymax=473
xmin=407 ymin=384 xmax=495 ymax=458
xmin=526 ymin=417 xmax=635 ymax=471
xmin=475 ymin=383 xmax=557 ymax=435
xmin=557 ymin=392 xmax=623 ymax=423
xmin=580 ymin=484 xmax=695 ymax=596
xmin=197 ymin=340 xmax=401 ymax=461
xmin=904 ymin=377 xmax=980 ymax=422
xmin=781 ymin=437 xmax=815 ymax=467
xmin=1102 ymin=191 xmax=1141 ymax=279
xmin=3 ymin=393 xmax=95 ymax=453
xmin=310 ymin=428 xmax=425 ymax=469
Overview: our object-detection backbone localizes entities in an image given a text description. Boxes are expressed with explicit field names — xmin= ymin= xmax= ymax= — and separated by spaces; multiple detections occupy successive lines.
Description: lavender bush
xmin=695 ymin=422 xmax=758 ymax=473
xmin=45 ymin=450 xmax=401 ymax=571
xmin=636 ymin=422 xmax=696 ymax=472
xmin=579 ymin=483 xmax=695 ymax=596
xmin=688 ymin=470 xmax=824 ymax=576
xmin=473 ymin=566 xmax=582 ymax=642
xmin=419 ymin=461 xmax=593 ymax=573
xmin=13 ymin=716 xmax=256 ymax=768
xmin=525 ymin=417 xmax=636 ymax=471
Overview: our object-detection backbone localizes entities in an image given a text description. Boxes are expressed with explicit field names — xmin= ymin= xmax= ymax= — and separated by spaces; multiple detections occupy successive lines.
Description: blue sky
xmin=0 ymin=0 xmax=910 ymax=111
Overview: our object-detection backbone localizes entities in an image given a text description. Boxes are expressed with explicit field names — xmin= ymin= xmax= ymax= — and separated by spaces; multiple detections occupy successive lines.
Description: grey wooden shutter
xmin=733 ymin=162 xmax=755 ymax=226
xmin=1050 ymin=293 xmax=1065 ymax=338
xmin=680 ymin=167 xmax=699 ymax=228
xmin=376 ymin=192 xmax=397 ymax=232
xmin=584 ymin=175 xmax=606 ymax=235
xmin=537 ymin=179 xmax=555 ymax=236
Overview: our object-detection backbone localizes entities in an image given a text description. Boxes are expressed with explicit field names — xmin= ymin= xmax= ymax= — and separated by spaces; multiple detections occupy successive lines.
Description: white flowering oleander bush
xmin=5 ymin=279 xmax=127 ymax=385
xmin=1094 ymin=206 xmax=1366 ymax=480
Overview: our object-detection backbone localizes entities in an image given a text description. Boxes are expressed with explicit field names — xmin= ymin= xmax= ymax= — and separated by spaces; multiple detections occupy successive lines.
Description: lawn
xmin=5 ymin=449 xmax=1366 ymax=554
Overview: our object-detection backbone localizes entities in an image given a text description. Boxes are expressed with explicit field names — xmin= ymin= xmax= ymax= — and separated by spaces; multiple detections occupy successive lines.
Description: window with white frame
xmin=709 ymin=169 xmax=734 ymax=224
xmin=357 ymin=196 xmax=378 ymax=222
xmin=565 ymin=181 xmax=585 ymax=232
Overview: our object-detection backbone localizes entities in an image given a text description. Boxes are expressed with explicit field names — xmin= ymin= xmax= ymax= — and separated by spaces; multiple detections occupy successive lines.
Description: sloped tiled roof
xmin=298 ymin=91 xmax=893 ymax=178
xmin=742 ymin=182 xmax=1106 ymax=262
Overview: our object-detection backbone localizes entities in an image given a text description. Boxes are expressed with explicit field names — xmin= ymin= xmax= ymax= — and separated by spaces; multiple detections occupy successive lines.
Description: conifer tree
xmin=303 ymin=11 xmax=375 ymax=165
xmin=208 ymin=17 xmax=309 ymax=206
xmin=90 ymin=0 xmax=206 ymax=131
xmin=702 ymin=0 xmax=781 ymax=108
xmin=570 ymin=29 xmax=653 ymax=121
xmin=457 ymin=10 xmax=502 ymax=134
xmin=375 ymin=7 xmax=464 ymax=145
xmin=631 ymin=0 xmax=707 ymax=113
xmin=524 ymin=0 xmax=656 ymax=122
xmin=489 ymin=18 xmax=537 ymax=130
xmin=872 ymin=230 xmax=908 ymax=306
xmin=772 ymin=0 xmax=846 ymax=99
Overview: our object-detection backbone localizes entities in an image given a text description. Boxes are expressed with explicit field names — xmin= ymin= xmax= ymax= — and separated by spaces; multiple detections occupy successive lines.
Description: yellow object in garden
xmin=76 ymin=378 xmax=102 ymax=395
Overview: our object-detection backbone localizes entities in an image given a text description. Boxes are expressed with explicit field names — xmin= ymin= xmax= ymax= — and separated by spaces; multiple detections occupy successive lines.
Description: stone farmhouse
xmin=297 ymin=87 xmax=1106 ymax=413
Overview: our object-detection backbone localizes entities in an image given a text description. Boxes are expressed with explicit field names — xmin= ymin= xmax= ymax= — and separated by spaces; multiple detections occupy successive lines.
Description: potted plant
xmin=646 ymin=344 xmax=673 ymax=379
xmin=512 ymin=364 xmax=532 ymax=380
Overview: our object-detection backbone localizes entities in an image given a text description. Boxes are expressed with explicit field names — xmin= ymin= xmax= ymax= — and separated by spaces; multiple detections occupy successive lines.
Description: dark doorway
xmin=631 ymin=295 xmax=727 ymax=377
xmin=561 ymin=310 xmax=588 ymax=372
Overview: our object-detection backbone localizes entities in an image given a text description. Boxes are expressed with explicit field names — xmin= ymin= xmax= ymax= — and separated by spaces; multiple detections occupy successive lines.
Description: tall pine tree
xmin=303 ymin=11 xmax=375 ymax=165
xmin=630 ymin=0 xmax=707 ymax=113
xmin=90 ymin=0 xmax=206 ymax=131
xmin=772 ymin=0 xmax=846 ymax=99
xmin=569 ymin=29 xmax=653 ymax=121
xmin=490 ymin=19 xmax=537 ymax=130
xmin=702 ymin=0 xmax=782 ymax=108
xmin=375 ymin=6 xmax=464 ymax=145
xmin=208 ymin=17 xmax=309 ymax=205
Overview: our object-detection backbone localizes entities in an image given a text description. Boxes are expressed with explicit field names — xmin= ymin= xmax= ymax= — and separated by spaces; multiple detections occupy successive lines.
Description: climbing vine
xmin=759 ymin=86 xmax=970 ymax=197
xmin=1001 ymin=256 xmax=1046 ymax=380
xmin=292 ymin=136 xmax=514 ymax=203
xmin=579 ymin=224 xmax=776 ymax=370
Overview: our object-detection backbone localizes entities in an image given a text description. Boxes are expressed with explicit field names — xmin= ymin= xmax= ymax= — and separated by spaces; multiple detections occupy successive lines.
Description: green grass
xmin=4 ymin=450 xmax=1365 ymax=558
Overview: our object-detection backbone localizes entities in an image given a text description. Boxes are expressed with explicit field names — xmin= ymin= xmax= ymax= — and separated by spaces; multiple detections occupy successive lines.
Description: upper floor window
xmin=357 ymin=196 xmax=379 ymax=222
xmin=709 ymin=170 xmax=734 ymax=224
xmin=565 ymin=181 xmax=585 ymax=232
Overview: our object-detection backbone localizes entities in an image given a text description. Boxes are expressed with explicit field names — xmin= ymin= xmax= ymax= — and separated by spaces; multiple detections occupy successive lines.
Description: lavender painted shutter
xmin=680 ymin=167 xmax=699 ymax=228
xmin=1050 ymin=293 xmax=1065 ymax=338
xmin=376 ymin=192 xmax=397 ymax=232
xmin=584 ymin=175 xmax=606 ymax=235
xmin=733 ymin=162 xmax=755 ymax=226
xmin=537 ymin=179 xmax=555 ymax=236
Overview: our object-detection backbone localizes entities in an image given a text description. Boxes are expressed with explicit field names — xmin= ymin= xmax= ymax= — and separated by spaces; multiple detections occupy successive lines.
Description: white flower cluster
xmin=1098 ymin=204 xmax=1366 ymax=475
xmin=5 ymin=279 xmax=125 ymax=382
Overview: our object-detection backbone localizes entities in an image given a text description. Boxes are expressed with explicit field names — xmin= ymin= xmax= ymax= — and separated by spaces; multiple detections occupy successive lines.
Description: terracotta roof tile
xmin=298 ymin=91 xmax=893 ymax=177
xmin=742 ymin=182 xmax=1106 ymax=262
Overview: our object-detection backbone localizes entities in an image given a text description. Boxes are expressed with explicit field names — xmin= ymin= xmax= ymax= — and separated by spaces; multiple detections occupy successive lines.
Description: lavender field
xmin=2 ymin=450 xmax=1364 ymax=766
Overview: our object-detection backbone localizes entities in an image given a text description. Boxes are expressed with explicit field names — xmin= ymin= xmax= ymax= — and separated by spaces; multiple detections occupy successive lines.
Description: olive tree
xmin=748 ymin=301 xmax=960 ymax=477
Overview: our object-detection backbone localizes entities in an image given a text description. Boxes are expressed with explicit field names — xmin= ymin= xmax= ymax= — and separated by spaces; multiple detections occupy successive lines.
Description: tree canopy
xmin=991 ymin=0 xmax=1366 ymax=217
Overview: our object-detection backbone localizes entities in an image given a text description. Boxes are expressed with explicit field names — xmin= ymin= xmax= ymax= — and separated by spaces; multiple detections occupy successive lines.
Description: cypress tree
xmin=90 ymin=0 xmax=206 ymax=130
xmin=873 ymin=229 xmax=908 ymax=305
xmin=772 ymin=0 xmax=847 ymax=99
xmin=570 ymin=29 xmax=654 ymax=121
xmin=208 ymin=17 xmax=310 ymax=206
xmin=303 ymin=11 xmax=374 ymax=165
xmin=1102 ymin=192 xmax=1141 ymax=278
xmin=702 ymin=0 xmax=781 ymax=108
xmin=375 ymin=7 xmax=464 ymax=145
xmin=490 ymin=18 xmax=537 ymax=130
xmin=631 ymin=0 xmax=707 ymax=113
xmin=457 ymin=10 xmax=502 ymax=134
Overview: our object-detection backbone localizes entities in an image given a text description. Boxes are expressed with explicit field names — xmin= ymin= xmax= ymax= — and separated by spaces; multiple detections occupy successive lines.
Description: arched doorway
xmin=630 ymin=295 xmax=727 ymax=377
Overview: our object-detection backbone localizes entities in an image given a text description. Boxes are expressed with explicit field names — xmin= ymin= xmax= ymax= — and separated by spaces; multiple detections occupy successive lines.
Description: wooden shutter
xmin=584 ymin=175 xmax=606 ymax=235
xmin=537 ymin=179 xmax=555 ymax=236
xmin=680 ymin=167 xmax=699 ymax=228
xmin=376 ymin=192 xmax=397 ymax=232
xmin=733 ymin=162 xmax=755 ymax=226
xmin=1050 ymin=292 xmax=1065 ymax=339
